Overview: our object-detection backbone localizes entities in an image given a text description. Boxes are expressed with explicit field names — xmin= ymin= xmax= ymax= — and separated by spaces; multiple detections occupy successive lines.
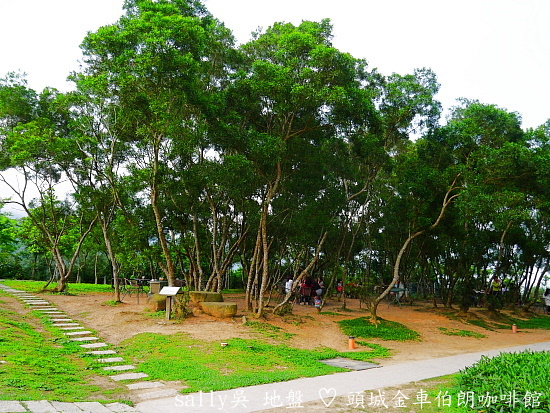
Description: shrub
xmin=456 ymin=350 xmax=549 ymax=412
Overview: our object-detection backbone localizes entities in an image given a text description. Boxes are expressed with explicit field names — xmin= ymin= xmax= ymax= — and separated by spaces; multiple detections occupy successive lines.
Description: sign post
xmin=159 ymin=287 xmax=181 ymax=320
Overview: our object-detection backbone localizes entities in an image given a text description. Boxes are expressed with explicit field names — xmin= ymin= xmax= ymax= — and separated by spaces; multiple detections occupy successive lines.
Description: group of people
xmin=284 ymin=276 xmax=325 ymax=306
xmin=482 ymin=275 xmax=550 ymax=314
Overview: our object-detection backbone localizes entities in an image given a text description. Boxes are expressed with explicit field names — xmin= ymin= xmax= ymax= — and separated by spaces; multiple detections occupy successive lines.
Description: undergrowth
xmin=338 ymin=317 xmax=421 ymax=341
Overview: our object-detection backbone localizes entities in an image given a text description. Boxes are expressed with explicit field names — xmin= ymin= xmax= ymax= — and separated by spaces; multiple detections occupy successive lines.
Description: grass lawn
xmin=0 ymin=297 xmax=125 ymax=401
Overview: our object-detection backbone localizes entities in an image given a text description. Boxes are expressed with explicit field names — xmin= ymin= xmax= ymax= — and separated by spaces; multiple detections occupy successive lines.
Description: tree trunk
xmin=273 ymin=231 xmax=328 ymax=314
xmin=150 ymin=135 xmax=176 ymax=286
xmin=369 ymin=178 xmax=461 ymax=323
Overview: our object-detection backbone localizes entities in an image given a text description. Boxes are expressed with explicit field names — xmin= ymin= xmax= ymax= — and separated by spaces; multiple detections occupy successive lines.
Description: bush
xmin=338 ymin=317 xmax=420 ymax=341
xmin=456 ymin=350 xmax=549 ymax=412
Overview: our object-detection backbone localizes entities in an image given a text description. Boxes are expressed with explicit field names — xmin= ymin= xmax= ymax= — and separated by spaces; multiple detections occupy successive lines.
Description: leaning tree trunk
xmin=273 ymin=231 xmax=328 ymax=314
xmin=369 ymin=177 xmax=461 ymax=323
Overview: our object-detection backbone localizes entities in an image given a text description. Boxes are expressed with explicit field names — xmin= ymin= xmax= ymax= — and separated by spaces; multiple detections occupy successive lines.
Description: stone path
xmin=0 ymin=284 xmax=179 ymax=413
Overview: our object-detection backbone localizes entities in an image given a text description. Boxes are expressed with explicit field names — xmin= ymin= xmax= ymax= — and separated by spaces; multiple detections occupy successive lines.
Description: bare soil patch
xmin=40 ymin=291 xmax=549 ymax=365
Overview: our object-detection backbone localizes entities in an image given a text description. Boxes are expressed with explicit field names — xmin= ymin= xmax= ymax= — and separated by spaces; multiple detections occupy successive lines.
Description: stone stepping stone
xmin=51 ymin=318 xmax=72 ymax=322
xmin=138 ymin=388 xmax=179 ymax=400
xmin=110 ymin=372 xmax=149 ymax=381
xmin=40 ymin=311 xmax=64 ymax=314
xmin=53 ymin=323 xmax=80 ymax=327
xmin=59 ymin=326 xmax=84 ymax=330
xmin=103 ymin=364 xmax=135 ymax=371
xmin=104 ymin=402 xmax=140 ymax=412
xmin=22 ymin=400 xmax=57 ymax=412
xmin=81 ymin=342 xmax=108 ymax=349
xmin=0 ymin=400 xmax=25 ymax=412
xmin=71 ymin=336 xmax=99 ymax=341
xmin=64 ymin=330 xmax=92 ymax=336
xmin=33 ymin=307 xmax=58 ymax=311
xmin=50 ymin=401 xmax=85 ymax=412
xmin=126 ymin=381 xmax=165 ymax=390
xmin=86 ymin=350 xmax=117 ymax=355
xmin=97 ymin=357 xmax=125 ymax=363
xmin=74 ymin=401 xmax=112 ymax=412
xmin=319 ymin=357 xmax=381 ymax=370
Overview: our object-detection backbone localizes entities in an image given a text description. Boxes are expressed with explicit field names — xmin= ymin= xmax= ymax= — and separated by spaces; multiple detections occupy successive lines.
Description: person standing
xmin=489 ymin=275 xmax=502 ymax=295
xmin=543 ymin=288 xmax=550 ymax=315
xmin=284 ymin=277 xmax=293 ymax=294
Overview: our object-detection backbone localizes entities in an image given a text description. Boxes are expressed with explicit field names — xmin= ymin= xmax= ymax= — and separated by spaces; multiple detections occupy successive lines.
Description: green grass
xmin=0 ymin=307 xmax=121 ymax=401
xmin=319 ymin=311 xmax=344 ymax=316
xmin=244 ymin=321 xmax=295 ymax=340
xmin=118 ymin=332 xmax=389 ymax=393
xmin=102 ymin=300 xmax=121 ymax=306
xmin=337 ymin=317 xmax=421 ymax=341
xmin=438 ymin=327 xmax=486 ymax=339
xmin=455 ymin=350 xmax=550 ymax=412
xmin=461 ymin=311 xmax=550 ymax=332
xmin=2 ymin=280 xmax=113 ymax=295
xmin=508 ymin=316 xmax=550 ymax=330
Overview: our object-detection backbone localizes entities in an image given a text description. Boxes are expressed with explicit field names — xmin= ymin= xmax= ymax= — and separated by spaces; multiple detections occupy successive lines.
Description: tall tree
xmin=223 ymin=19 xmax=378 ymax=315
xmin=76 ymin=0 xmax=235 ymax=286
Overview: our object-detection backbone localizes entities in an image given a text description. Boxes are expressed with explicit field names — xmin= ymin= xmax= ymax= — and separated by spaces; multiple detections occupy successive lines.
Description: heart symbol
xmin=319 ymin=387 xmax=336 ymax=407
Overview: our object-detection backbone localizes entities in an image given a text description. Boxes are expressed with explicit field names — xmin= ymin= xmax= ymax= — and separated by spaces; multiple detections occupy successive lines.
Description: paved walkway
xmin=1 ymin=283 xmax=549 ymax=412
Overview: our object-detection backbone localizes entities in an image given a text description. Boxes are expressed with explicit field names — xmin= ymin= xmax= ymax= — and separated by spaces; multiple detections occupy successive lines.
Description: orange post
xmin=512 ymin=324 xmax=517 ymax=333
xmin=348 ymin=336 xmax=356 ymax=349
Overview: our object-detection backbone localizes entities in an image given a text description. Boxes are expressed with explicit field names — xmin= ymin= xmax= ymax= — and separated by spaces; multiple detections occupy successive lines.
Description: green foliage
xmin=0 ymin=307 xmax=114 ymax=401
xmin=456 ymin=351 xmax=550 ymax=412
xmin=319 ymin=311 xmax=344 ymax=316
xmin=172 ymin=290 xmax=191 ymax=318
xmin=465 ymin=312 xmax=550 ymax=331
xmin=144 ymin=310 xmax=166 ymax=318
xmin=244 ymin=321 xmax=295 ymax=341
xmin=2 ymin=280 xmax=113 ymax=294
xmin=438 ymin=327 xmax=486 ymax=339
xmin=509 ymin=316 xmax=550 ymax=330
xmin=338 ymin=317 xmax=421 ymax=341
xmin=119 ymin=332 xmax=388 ymax=393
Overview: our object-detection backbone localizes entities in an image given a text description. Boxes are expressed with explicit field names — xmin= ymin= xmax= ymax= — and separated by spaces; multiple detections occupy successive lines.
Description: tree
xmin=0 ymin=76 xmax=97 ymax=291
xmin=222 ymin=19 xmax=379 ymax=315
xmin=75 ymin=0 xmax=235 ymax=286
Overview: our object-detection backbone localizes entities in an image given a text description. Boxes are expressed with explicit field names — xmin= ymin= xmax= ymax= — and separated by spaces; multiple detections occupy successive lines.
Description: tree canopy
xmin=0 ymin=0 xmax=548 ymax=316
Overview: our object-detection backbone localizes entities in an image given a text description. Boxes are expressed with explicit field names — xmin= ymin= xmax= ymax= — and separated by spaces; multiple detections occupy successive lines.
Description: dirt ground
xmin=38 ymin=290 xmax=549 ymax=366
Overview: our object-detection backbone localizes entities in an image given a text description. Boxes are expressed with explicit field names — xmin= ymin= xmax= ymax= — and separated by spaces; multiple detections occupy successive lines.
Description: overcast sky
xmin=1 ymin=0 xmax=549 ymax=130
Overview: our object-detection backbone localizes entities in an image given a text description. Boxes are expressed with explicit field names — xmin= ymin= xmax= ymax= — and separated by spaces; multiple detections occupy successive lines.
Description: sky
xmin=1 ymin=0 xmax=549 ymax=130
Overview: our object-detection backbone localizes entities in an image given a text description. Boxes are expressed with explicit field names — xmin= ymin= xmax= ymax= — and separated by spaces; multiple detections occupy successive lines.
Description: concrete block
xmin=189 ymin=291 xmax=223 ymax=304
xmin=0 ymin=401 xmax=25 ymax=412
xmin=199 ymin=302 xmax=237 ymax=318
xmin=102 ymin=364 xmax=135 ymax=371
xmin=110 ymin=372 xmax=149 ymax=381
xmin=138 ymin=389 xmax=179 ymax=400
xmin=22 ymin=400 xmax=56 ymax=413
xmin=74 ymin=402 xmax=112 ymax=412
xmin=126 ymin=381 xmax=164 ymax=390
xmin=80 ymin=342 xmax=107 ymax=349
